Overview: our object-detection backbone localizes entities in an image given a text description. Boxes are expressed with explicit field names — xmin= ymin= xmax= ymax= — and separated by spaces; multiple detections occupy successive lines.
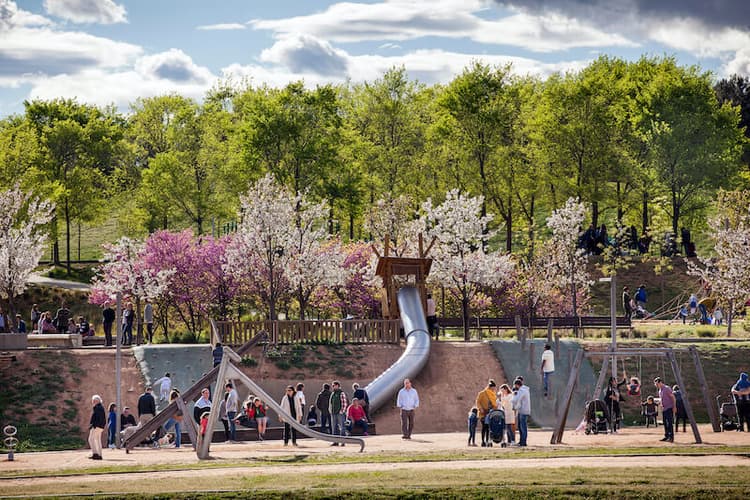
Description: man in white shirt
xmin=396 ymin=378 xmax=419 ymax=439
xmin=225 ymin=383 xmax=239 ymax=442
xmin=541 ymin=344 xmax=555 ymax=397
xmin=426 ymin=294 xmax=438 ymax=340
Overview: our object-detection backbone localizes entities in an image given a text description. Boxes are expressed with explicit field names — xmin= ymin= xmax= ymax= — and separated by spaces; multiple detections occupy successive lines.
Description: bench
xmin=26 ymin=333 xmax=82 ymax=348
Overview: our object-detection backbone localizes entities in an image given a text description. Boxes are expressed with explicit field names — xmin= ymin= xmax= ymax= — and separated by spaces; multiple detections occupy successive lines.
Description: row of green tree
xmin=1 ymin=56 xmax=748 ymax=273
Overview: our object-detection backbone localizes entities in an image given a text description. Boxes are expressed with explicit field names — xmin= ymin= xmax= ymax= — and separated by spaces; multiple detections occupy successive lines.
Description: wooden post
xmin=689 ymin=346 xmax=721 ymax=432
xmin=547 ymin=319 xmax=554 ymax=344
xmin=554 ymin=333 xmax=560 ymax=357
xmin=176 ymin=397 xmax=198 ymax=447
xmin=551 ymin=349 xmax=584 ymax=444
xmin=529 ymin=341 xmax=535 ymax=371
xmin=515 ymin=315 xmax=522 ymax=343
xmin=593 ymin=355 xmax=610 ymax=401
xmin=667 ymin=350 xmax=702 ymax=444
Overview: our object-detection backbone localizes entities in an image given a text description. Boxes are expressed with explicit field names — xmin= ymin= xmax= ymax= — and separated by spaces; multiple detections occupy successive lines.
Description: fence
xmin=213 ymin=319 xmax=402 ymax=346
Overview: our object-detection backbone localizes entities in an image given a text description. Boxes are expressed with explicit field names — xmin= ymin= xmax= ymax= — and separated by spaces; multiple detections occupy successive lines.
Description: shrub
xmin=274 ymin=360 xmax=291 ymax=371
xmin=654 ymin=330 xmax=670 ymax=339
xmin=240 ymin=355 xmax=258 ymax=367
xmin=696 ymin=328 xmax=716 ymax=338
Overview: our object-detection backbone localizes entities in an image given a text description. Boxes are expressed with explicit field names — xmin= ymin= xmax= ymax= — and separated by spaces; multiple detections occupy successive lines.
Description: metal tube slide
xmin=365 ymin=286 xmax=431 ymax=413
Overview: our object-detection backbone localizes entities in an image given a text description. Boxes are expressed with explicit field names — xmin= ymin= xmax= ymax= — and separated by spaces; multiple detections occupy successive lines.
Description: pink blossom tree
xmin=421 ymin=189 xmax=515 ymax=340
xmin=0 ymin=186 xmax=54 ymax=325
xmin=90 ymin=236 xmax=174 ymax=343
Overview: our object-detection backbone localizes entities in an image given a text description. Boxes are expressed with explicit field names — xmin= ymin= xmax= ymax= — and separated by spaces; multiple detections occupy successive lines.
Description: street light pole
xmin=115 ymin=292 xmax=122 ymax=448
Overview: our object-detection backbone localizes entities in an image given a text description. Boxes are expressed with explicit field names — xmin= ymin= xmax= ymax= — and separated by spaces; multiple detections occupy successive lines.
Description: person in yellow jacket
xmin=475 ymin=379 xmax=498 ymax=447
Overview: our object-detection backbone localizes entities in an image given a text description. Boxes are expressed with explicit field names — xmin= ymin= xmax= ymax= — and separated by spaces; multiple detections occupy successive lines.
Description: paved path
xmin=27 ymin=274 xmax=91 ymax=291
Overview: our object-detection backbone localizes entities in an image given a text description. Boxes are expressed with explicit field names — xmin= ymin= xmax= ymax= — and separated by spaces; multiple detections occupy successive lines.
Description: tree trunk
xmin=349 ymin=210 xmax=355 ymax=241
xmin=642 ymin=190 xmax=649 ymax=234
xmin=64 ymin=198 xmax=71 ymax=275
xmin=616 ymin=182 xmax=623 ymax=224
xmin=135 ymin=298 xmax=143 ymax=345
xmin=52 ymin=215 xmax=60 ymax=266
xmin=671 ymin=188 xmax=680 ymax=237
xmin=505 ymin=193 xmax=512 ymax=253
xmin=462 ymin=295 xmax=471 ymax=342
xmin=298 ymin=286 xmax=307 ymax=320
xmin=727 ymin=300 xmax=734 ymax=337
xmin=77 ymin=221 xmax=81 ymax=262
xmin=591 ymin=201 xmax=599 ymax=229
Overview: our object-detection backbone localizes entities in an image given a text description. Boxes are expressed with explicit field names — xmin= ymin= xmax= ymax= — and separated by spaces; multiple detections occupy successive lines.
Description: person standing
xmin=88 ymin=395 xmax=106 ymax=460
xmin=144 ymin=300 xmax=154 ymax=343
xmin=512 ymin=378 xmax=531 ymax=447
xmin=426 ymin=293 xmax=438 ymax=340
xmin=352 ymin=383 xmax=371 ymax=422
xmin=397 ymin=378 xmax=419 ymax=440
xmin=329 ymin=381 xmax=348 ymax=445
xmin=122 ymin=303 xmax=134 ymax=345
xmin=53 ymin=301 xmax=71 ymax=334
xmin=635 ymin=285 xmax=647 ymax=310
xmin=15 ymin=314 xmax=26 ymax=333
xmin=731 ymin=372 xmax=750 ymax=432
xmin=137 ymin=387 xmax=156 ymax=425
xmin=212 ymin=343 xmax=224 ymax=367
xmin=30 ymin=304 xmax=41 ymax=331
xmin=102 ymin=302 xmax=115 ymax=346
xmin=107 ymin=403 xmax=117 ymax=449
xmin=294 ymin=383 xmax=306 ymax=424
xmin=622 ymin=286 xmax=632 ymax=319
xmin=655 ymin=377 xmax=676 ymax=442
xmin=475 ymin=379 xmax=497 ymax=447
xmin=279 ymin=385 xmax=302 ymax=446
xmin=316 ymin=383 xmax=332 ymax=434
xmin=194 ymin=388 xmax=212 ymax=424
xmin=225 ymin=382 xmax=239 ymax=443
xmin=0 ymin=307 xmax=8 ymax=333
xmin=541 ymin=344 xmax=555 ymax=397
xmin=673 ymin=385 xmax=688 ymax=432
xmin=163 ymin=390 xmax=183 ymax=448
xmin=499 ymin=384 xmax=516 ymax=444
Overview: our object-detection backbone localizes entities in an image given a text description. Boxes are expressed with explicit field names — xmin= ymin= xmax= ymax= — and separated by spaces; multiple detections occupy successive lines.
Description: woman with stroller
xmin=605 ymin=375 xmax=627 ymax=432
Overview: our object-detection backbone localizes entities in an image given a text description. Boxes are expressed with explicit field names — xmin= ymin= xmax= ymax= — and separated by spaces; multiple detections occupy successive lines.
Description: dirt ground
xmin=3 ymin=425 xmax=748 ymax=475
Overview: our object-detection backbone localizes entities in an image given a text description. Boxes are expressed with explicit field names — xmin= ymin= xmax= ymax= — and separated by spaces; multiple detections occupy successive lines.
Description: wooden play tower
xmin=373 ymin=234 xmax=434 ymax=319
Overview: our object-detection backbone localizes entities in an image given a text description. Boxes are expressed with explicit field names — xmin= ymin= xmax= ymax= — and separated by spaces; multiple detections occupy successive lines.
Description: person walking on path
xmin=144 ymin=300 xmax=154 ymax=343
xmin=102 ymin=302 xmax=115 ymax=346
xmin=225 ymin=382 xmax=239 ymax=442
xmin=397 ymin=378 xmax=419 ymax=440
xmin=655 ymin=377 xmax=676 ymax=442
xmin=622 ymin=287 xmax=632 ymax=319
xmin=279 ymin=385 xmax=303 ymax=446
xmin=137 ymin=387 xmax=156 ymax=425
xmin=316 ymin=383 xmax=332 ymax=434
xmin=107 ymin=403 xmax=117 ymax=449
xmin=476 ymin=379 xmax=498 ymax=447
xmin=426 ymin=293 xmax=438 ymax=340
xmin=541 ymin=344 xmax=555 ymax=397
xmin=88 ymin=395 xmax=106 ymax=460
xmin=153 ymin=373 xmax=172 ymax=402
xmin=731 ymin=372 xmax=750 ymax=432
xmin=512 ymin=378 xmax=531 ymax=447
xmin=329 ymin=381 xmax=349 ymax=445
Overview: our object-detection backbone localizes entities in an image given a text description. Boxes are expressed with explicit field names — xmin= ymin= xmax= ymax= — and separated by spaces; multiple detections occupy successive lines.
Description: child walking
xmin=467 ymin=407 xmax=478 ymax=446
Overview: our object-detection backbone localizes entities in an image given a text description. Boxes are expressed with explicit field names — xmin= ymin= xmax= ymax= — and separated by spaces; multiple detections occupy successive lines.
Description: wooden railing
xmin=214 ymin=319 xmax=402 ymax=346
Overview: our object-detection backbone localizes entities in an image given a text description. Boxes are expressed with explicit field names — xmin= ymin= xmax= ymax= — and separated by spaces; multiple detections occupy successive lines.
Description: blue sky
xmin=1 ymin=0 xmax=749 ymax=116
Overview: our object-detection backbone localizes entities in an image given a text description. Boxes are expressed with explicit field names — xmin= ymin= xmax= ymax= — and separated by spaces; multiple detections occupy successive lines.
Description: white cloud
xmin=196 ymin=23 xmax=246 ymax=31
xmin=723 ymin=48 xmax=750 ymax=77
xmin=1 ymin=0 xmax=52 ymax=28
xmin=250 ymin=0 xmax=636 ymax=52
xmin=260 ymin=34 xmax=349 ymax=76
xmin=135 ymin=48 xmax=213 ymax=84
xmin=28 ymin=50 xmax=216 ymax=108
xmin=43 ymin=0 xmax=126 ymax=24
xmin=379 ymin=42 xmax=401 ymax=50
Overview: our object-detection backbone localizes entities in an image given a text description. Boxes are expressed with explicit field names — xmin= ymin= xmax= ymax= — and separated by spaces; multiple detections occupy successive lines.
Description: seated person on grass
xmin=345 ymin=398 xmax=369 ymax=436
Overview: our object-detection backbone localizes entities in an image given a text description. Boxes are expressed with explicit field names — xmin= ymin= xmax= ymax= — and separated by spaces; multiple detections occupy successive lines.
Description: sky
xmin=1 ymin=0 xmax=750 ymax=117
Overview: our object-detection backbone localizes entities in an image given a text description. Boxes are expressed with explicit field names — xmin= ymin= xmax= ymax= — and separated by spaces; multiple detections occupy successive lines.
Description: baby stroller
xmin=486 ymin=407 xmax=507 ymax=448
xmin=584 ymin=400 xmax=610 ymax=435
xmin=716 ymin=395 xmax=739 ymax=431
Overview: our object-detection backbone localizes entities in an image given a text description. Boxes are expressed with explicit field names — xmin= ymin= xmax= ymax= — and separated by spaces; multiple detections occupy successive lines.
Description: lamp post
xmin=599 ymin=276 xmax=617 ymax=378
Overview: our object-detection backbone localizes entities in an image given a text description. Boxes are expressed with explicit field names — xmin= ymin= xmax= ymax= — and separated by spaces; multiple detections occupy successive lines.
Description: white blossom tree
xmin=687 ymin=191 xmax=750 ymax=336
xmin=421 ymin=189 xmax=514 ymax=340
xmin=286 ymin=197 xmax=349 ymax=319
xmin=0 ymin=186 xmax=54 ymax=326
xmin=546 ymin=197 xmax=591 ymax=323
xmin=90 ymin=236 xmax=174 ymax=342
xmin=364 ymin=194 xmax=420 ymax=256
xmin=225 ymin=174 xmax=295 ymax=320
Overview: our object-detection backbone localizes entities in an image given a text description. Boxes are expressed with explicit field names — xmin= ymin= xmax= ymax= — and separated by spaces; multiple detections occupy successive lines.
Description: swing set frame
xmin=551 ymin=346 xmax=720 ymax=444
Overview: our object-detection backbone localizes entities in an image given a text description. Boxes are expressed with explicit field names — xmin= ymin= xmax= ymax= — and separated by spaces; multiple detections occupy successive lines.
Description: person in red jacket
xmin=345 ymin=398 xmax=369 ymax=436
